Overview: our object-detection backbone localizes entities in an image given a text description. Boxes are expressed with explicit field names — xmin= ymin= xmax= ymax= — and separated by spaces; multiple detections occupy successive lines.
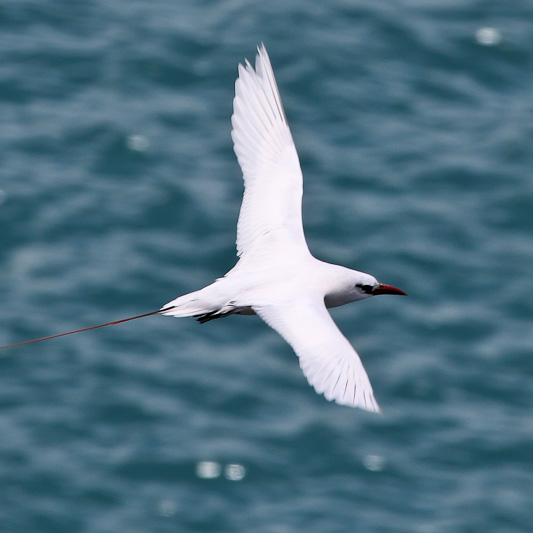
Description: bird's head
xmin=353 ymin=275 xmax=407 ymax=300
xmin=325 ymin=268 xmax=407 ymax=308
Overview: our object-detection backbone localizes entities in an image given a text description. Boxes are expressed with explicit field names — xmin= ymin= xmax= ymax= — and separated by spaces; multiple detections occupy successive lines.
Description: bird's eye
xmin=356 ymin=284 xmax=373 ymax=294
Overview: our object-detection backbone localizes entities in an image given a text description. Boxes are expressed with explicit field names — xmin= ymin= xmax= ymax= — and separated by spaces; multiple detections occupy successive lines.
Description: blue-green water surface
xmin=1 ymin=1 xmax=532 ymax=532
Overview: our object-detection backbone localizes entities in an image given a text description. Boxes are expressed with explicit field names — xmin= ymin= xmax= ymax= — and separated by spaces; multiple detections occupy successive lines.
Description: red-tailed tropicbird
xmin=1 ymin=45 xmax=406 ymax=412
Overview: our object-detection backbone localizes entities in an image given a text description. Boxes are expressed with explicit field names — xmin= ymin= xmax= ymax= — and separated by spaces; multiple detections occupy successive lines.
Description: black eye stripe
xmin=356 ymin=284 xmax=373 ymax=294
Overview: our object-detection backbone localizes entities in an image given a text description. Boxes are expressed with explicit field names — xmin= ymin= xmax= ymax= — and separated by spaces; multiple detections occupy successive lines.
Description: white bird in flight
xmin=1 ymin=45 xmax=406 ymax=413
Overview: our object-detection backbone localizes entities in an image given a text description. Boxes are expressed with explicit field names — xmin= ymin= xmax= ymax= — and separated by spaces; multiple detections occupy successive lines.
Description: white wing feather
xmin=254 ymin=299 xmax=381 ymax=412
xmin=231 ymin=45 xmax=308 ymax=257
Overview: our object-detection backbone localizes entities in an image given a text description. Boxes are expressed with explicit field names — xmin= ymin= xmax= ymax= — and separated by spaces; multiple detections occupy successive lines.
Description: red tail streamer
xmin=0 ymin=310 xmax=165 ymax=351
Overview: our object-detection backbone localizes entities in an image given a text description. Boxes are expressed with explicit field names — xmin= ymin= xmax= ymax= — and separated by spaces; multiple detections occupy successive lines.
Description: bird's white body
xmin=161 ymin=46 xmax=406 ymax=413
xmin=163 ymin=258 xmax=375 ymax=318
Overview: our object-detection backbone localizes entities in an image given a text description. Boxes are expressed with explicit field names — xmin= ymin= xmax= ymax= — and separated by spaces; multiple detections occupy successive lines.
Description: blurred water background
xmin=1 ymin=1 xmax=532 ymax=532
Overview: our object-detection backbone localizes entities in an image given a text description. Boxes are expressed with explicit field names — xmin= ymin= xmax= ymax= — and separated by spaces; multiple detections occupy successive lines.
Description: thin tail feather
xmin=0 ymin=309 xmax=168 ymax=351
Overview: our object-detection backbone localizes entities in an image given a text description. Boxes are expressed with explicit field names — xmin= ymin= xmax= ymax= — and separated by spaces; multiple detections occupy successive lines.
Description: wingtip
xmin=238 ymin=44 xmax=268 ymax=74
xmin=255 ymin=43 xmax=271 ymax=70
xmin=335 ymin=396 xmax=382 ymax=414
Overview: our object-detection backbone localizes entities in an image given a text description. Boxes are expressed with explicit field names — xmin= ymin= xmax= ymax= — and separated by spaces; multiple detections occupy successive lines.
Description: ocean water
xmin=1 ymin=1 xmax=532 ymax=531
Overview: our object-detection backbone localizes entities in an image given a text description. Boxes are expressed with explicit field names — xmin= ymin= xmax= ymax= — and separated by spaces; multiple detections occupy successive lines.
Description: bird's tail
xmin=159 ymin=283 xmax=229 ymax=320
xmin=0 ymin=286 xmax=226 ymax=351
xmin=0 ymin=310 xmax=164 ymax=351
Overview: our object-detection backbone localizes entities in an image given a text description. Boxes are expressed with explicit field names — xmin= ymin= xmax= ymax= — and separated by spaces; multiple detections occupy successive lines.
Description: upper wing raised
xmin=231 ymin=45 xmax=308 ymax=257
xmin=254 ymin=298 xmax=381 ymax=412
